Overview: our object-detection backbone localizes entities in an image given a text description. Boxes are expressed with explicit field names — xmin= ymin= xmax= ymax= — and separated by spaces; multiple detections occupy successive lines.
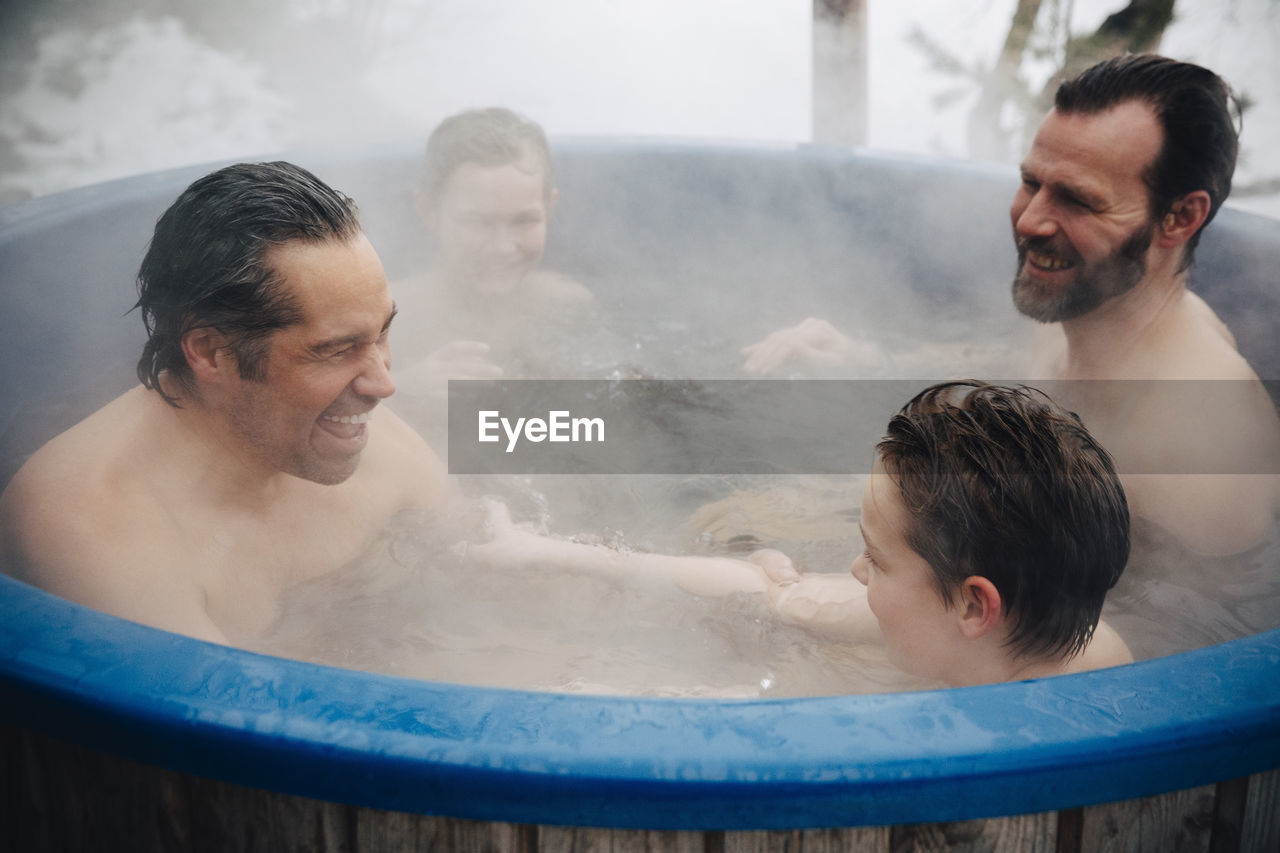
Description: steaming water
xmin=251 ymin=273 xmax=1280 ymax=697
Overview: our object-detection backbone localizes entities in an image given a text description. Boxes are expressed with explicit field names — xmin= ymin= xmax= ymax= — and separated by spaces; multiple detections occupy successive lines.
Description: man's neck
xmin=1058 ymin=257 xmax=1188 ymax=380
xmin=161 ymin=391 xmax=302 ymax=511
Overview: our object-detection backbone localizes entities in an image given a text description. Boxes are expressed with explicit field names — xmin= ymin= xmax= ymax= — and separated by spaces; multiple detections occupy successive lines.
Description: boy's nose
xmin=851 ymin=556 xmax=868 ymax=586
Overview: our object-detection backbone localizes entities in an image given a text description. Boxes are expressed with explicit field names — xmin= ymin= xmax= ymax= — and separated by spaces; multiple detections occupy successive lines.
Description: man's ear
xmin=1157 ymin=190 xmax=1211 ymax=249
xmin=181 ymin=327 xmax=233 ymax=384
xmin=956 ymin=576 xmax=1003 ymax=640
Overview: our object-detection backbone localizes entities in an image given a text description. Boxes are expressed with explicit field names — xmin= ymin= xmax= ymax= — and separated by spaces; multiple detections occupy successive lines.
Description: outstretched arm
xmin=465 ymin=499 xmax=766 ymax=597
xmin=750 ymin=549 xmax=880 ymax=643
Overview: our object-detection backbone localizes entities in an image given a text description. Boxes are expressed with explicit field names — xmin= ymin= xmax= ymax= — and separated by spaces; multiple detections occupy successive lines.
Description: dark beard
xmin=1012 ymin=221 xmax=1154 ymax=323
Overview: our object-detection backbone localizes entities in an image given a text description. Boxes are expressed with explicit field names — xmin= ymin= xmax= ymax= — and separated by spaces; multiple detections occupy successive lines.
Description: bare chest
xmin=188 ymin=501 xmax=391 ymax=641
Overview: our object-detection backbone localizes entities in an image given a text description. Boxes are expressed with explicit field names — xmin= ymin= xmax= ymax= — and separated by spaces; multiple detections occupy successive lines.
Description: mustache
xmin=1015 ymin=233 xmax=1080 ymax=264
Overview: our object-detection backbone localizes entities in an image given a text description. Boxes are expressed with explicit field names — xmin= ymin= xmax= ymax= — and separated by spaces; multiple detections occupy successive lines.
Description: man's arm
xmin=1117 ymin=379 xmax=1280 ymax=555
xmin=0 ymin=467 xmax=231 ymax=645
xmin=464 ymin=499 xmax=767 ymax=597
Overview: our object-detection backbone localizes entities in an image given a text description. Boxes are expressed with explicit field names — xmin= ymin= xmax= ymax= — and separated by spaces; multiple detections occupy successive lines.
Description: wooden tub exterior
xmin=5 ymin=723 xmax=1278 ymax=852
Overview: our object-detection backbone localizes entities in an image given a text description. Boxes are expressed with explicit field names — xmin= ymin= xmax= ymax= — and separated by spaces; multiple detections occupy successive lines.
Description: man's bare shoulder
xmin=2 ymin=388 xmax=168 ymax=569
xmin=0 ymin=390 xmax=223 ymax=635
xmin=358 ymin=404 xmax=451 ymax=511
xmin=1149 ymin=291 xmax=1257 ymax=381
xmin=1070 ymin=619 xmax=1134 ymax=674
xmin=3 ymin=388 xmax=157 ymax=517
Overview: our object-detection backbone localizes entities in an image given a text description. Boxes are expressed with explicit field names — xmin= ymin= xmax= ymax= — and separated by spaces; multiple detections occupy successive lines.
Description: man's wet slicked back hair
xmin=419 ymin=107 xmax=554 ymax=203
xmin=1054 ymin=53 xmax=1239 ymax=268
xmin=876 ymin=381 xmax=1129 ymax=661
xmin=135 ymin=161 xmax=362 ymax=405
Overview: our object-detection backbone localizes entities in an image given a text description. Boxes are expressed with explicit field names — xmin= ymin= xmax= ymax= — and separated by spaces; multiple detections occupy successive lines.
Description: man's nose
xmin=1012 ymin=190 xmax=1057 ymax=239
xmin=354 ymin=342 xmax=395 ymax=400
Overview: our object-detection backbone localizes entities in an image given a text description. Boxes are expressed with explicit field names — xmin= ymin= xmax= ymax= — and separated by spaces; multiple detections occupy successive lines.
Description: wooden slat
xmin=723 ymin=826 xmax=890 ymax=852
xmin=1209 ymin=776 xmax=1249 ymax=853
xmin=888 ymin=813 xmax=1056 ymax=852
xmin=1078 ymin=785 xmax=1216 ymax=853
xmin=1240 ymin=768 xmax=1280 ymax=853
xmin=536 ymin=824 xmax=705 ymax=852
xmin=5 ymin=722 xmax=1279 ymax=853
xmin=356 ymin=812 xmax=534 ymax=852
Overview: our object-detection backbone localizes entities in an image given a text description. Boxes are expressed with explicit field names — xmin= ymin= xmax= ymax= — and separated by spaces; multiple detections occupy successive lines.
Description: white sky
xmin=1 ymin=0 xmax=1276 ymax=214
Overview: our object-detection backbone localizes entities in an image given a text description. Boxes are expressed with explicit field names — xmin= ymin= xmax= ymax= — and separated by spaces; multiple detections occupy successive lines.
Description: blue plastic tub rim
xmin=1 ymin=573 xmax=1277 ymax=831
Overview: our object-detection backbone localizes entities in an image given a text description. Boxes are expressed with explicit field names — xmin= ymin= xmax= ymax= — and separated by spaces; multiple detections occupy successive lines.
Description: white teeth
xmin=322 ymin=411 xmax=373 ymax=425
xmin=1028 ymin=250 xmax=1071 ymax=271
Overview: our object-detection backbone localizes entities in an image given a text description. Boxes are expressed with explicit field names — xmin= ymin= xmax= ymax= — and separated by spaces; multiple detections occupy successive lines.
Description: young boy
xmin=474 ymin=380 xmax=1131 ymax=687
xmin=755 ymin=380 xmax=1133 ymax=686
xmin=394 ymin=106 xmax=598 ymax=391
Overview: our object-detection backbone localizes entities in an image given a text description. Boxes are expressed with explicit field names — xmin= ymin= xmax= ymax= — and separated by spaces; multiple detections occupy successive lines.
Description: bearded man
xmin=1011 ymin=53 xmax=1280 ymax=555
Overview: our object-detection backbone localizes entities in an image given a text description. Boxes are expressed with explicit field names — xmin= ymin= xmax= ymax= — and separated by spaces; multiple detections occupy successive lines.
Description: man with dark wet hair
xmin=0 ymin=160 xmax=775 ymax=649
xmin=135 ymin=161 xmax=363 ymax=405
xmin=1011 ymin=53 xmax=1280 ymax=554
xmin=756 ymin=381 xmax=1133 ymax=686
xmin=0 ymin=161 xmax=451 ymax=644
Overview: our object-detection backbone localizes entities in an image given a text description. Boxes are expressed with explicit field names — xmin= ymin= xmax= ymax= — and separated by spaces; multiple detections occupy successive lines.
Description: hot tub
xmin=2 ymin=142 xmax=1278 ymax=851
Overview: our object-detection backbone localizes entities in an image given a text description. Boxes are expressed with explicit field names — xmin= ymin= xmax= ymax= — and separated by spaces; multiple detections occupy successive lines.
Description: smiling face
xmin=224 ymin=233 xmax=396 ymax=485
xmin=1010 ymin=102 xmax=1163 ymax=322
xmin=850 ymin=466 xmax=962 ymax=683
xmin=428 ymin=151 xmax=554 ymax=296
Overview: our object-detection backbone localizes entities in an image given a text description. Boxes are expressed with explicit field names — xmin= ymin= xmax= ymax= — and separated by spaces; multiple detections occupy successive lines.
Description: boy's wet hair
xmin=876 ymin=381 xmax=1129 ymax=661
xmin=134 ymin=161 xmax=361 ymax=405
xmin=419 ymin=107 xmax=554 ymax=203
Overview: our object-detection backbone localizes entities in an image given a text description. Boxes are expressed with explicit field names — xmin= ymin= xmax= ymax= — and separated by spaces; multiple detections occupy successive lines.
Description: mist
xmin=1 ymin=0 xmax=1277 ymax=216
xmin=1 ymin=0 xmax=1277 ymax=693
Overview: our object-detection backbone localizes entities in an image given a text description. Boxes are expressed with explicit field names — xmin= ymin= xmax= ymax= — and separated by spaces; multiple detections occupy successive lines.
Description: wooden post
xmin=812 ymin=0 xmax=868 ymax=146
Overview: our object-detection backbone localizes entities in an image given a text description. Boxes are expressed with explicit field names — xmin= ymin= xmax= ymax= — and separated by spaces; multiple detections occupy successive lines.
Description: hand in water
xmin=751 ymin=547 xmax=879 ymax=642
xmin=740 ymin=317 xmax=888 ymax=377
xmin=748 ymin=548 xmax=801 ymax=585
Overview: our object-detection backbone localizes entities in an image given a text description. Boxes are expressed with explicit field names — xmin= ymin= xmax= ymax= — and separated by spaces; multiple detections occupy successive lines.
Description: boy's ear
xmin=1157 ymin=190 xmax=1211 ymax=249
xmin=181 ymin=327 xmax=233 ymax=383
xmin=956 ymin=576 xmax=1003 ymax=640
